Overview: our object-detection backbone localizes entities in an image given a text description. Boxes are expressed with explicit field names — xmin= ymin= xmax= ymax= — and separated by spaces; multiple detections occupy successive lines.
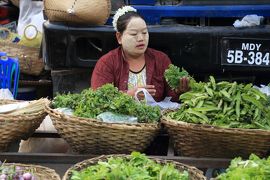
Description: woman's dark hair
xmin=117 ymin=11 xmax=145 ymax=33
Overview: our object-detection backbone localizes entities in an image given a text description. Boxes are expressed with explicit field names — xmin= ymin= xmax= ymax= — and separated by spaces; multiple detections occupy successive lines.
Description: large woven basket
xmin=0 ymin=41 xmax=44 ymax=76
xmin=3 ymin=163 xmax=60 ymax=180
xmin=0 ymin=99 xmax=48 ymax=151
xmin=44 ymin=0 xmax=111 ymax=25
xmin=63 ymin=154 xmax=206 ymax=180
xmin=162 ymin=114 xmax=270 ymax=158
xmin=45 ymin=104 xmax=160 ymax=154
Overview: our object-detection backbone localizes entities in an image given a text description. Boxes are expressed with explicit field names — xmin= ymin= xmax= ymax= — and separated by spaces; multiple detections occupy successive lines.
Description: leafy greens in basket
xmin=71 ymin=152 xmax=189 ymax=180
xmin=53 ymin=84 xmax=161 ymax=123
xmin=166 ymin=76 xmax=270 ymax=129
xmin=217 ymin=154 xmax=270 ymax=180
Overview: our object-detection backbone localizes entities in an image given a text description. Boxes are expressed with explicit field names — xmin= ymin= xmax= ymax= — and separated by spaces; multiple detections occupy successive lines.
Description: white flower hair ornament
xmin=112 ymin=6 xmax=137 ymax=32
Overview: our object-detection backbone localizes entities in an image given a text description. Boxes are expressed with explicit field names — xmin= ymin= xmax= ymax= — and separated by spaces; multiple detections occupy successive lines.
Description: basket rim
xmin=161 ymin=112 xmax=270 ymax=135
xmin=0 ymin=111 xmax=45 ymax=119
xmin=0 ymin=99 xmax=48 ymax=119
xmin=3 ymin=163 xmax=61 ymax=180
xmin=45 ymin=102 xmax=160 ymax=130
xmin=63 ymin=154 xmax=206 ymax=180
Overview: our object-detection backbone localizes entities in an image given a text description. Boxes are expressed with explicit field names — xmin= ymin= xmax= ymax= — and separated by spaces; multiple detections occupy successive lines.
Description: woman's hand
xmin=177 ymin=77 xmax=190 ymax=94
xmin=127 ymin=85 xmax=156 ymax=100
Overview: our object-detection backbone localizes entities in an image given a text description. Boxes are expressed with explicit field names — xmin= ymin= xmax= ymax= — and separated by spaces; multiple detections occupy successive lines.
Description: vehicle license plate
xmin=221 ymin=38 xmax=270 ymax=67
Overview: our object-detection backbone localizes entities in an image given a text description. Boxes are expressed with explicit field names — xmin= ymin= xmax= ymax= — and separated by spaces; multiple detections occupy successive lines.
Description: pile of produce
xmin=217 ymin=154 xmax=270 ymax=180
xmin=53 ymin=84 xmax=161 ymax=123
xmin=0 ymin=162 xmax=35 ymax=180
xmin=71 ymin=152 xmax=189 ymax=180
xmin=165 ymin=71 xmax=270 ymax=129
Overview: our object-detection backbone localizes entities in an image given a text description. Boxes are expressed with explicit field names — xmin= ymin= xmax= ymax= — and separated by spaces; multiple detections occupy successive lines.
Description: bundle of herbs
xmin=166 ymin=76 xmax=270 ymax=129
xmin=217 ymin=154 xmax=270 ymax=180
xmin=164 ymin=64 xmax=193 ymax=90
xmin=52 ymin=84 xmax=161 ymax=123
xmin=70 ymin=152 xmax=189 ymax=180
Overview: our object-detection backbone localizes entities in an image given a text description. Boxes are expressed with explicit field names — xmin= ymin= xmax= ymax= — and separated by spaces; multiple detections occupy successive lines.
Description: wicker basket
xmin=44 ymin=0 xmax=111 ymax=25
xmin=3 ymin=163 xmax=60 ymax=180
xmin=63 ymin=154 xmax=206 ymax=180
xmin=0 ymin=99 xmax=48 ymax=151
xmin=162 ymin=114 xmax=270 ymax=158
xmin=0 ymin=41 xmax=44 ymax=76
xmin=45 ymin=103 xmax=160 ymax=154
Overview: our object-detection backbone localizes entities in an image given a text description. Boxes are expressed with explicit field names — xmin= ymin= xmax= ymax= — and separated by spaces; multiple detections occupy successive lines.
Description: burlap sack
xmin=44 ymin=0 xmax=111 ymax=25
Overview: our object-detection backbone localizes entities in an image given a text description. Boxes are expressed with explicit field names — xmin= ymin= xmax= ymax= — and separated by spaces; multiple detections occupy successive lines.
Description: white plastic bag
xmin=134 ymin=88 xmax=180 ymax=110
xmin=17 ymin=0 xmax=45 ymax=36
xmin=55 ymin=107 xmax=74 ymax=116
xmin=233 ymin=14 xmax=264 ymax=28
xmin=0 ymin=88 xmax=14 ymax=100
xmin=97 ymin=112 xmax=138 ymax=124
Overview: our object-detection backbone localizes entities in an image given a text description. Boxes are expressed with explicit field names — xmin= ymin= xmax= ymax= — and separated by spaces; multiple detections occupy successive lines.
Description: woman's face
xmin=117 ymin=17 xmax=149 ymax=58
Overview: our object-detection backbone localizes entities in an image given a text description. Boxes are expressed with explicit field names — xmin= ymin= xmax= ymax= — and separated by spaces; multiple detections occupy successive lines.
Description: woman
xmin=91 ymin=6 xmax=189 ymax=102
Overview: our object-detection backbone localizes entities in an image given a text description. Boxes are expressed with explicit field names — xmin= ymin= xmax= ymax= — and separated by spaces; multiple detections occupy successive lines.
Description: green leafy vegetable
xmin=164 ymin=64 xmax=191 ymax=90
xmin=53 ymin=84 xmax=161 ymax=123
xmin=166 ymin=76 xmax=270 ymax=129
xmin=52 ymin=92 xmax=81 ymax=110
xmin=217 ymin=154 xmax=270 ymax=180
xmin=71 ymin=152 xmax=189 ymax=180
